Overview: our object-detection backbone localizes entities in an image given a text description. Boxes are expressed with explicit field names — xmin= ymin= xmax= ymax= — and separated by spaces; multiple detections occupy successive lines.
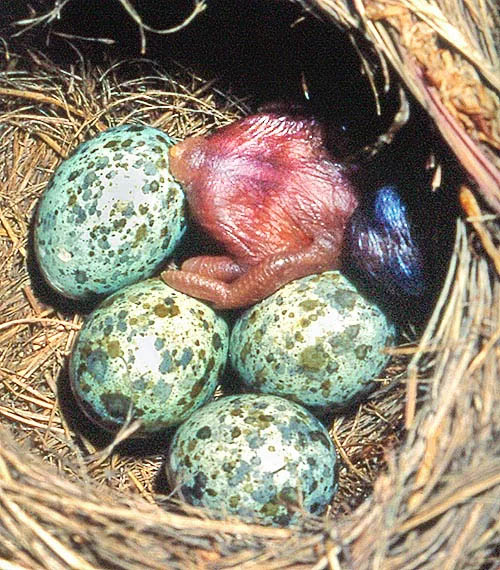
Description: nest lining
xmin=0 ymin=51 xmax=412 ymax=507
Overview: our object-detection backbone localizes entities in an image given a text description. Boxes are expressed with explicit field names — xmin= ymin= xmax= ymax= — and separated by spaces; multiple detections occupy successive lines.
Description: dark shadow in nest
xmin=57 ymin=363 xmax=115 ymax=450
xmin=9 ymin=1 xmax=410 ymax=137
xmin=57 ymin=361 xmax=177 ymax=458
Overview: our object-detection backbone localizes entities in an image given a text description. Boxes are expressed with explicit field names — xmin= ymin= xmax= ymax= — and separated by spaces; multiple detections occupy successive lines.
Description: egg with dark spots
xmin=230 ymin=271 xmax=396 ymax=409
xmin=34 ymin=124 xmax=186 ymax=300
xmin=166 ymin=393 xmax=338 ymax=526
xmin=69 ymin=279 xmax=228 ymax=435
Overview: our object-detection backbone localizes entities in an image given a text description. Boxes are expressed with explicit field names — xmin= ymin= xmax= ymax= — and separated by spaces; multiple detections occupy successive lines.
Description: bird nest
xmin=0 ymin=1 xmax=499 ymax=569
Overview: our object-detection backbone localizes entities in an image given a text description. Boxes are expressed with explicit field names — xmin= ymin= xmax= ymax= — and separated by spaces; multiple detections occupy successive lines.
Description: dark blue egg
xmin=345 ymin=185 xmax=426 ymax=297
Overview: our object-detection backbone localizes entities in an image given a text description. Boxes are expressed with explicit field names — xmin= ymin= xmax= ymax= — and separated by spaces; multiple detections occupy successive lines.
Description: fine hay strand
xmin=1 ymin=1 xmax=500 ymax=569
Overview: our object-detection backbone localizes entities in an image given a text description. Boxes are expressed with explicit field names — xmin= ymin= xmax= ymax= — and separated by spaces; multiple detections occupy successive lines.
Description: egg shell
xmin=166 ymin=393 xmax=338 ymax=526
xmin=230 ymin=271 xmax=396 ymax=409
xmin=34 ymin=124 xmax=186 ymax=300
xmin=69 ymin=279 xmax=228 ymax=435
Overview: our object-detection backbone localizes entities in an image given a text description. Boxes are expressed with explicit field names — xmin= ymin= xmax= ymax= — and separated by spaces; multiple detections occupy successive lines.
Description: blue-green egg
xmin=166 ymin=393 xmax=338 ymax=526
xmin=230 ymin=271 xmax=396 ymax=409
xmin=69 ymin=279 xmax=228 ymax=435
xmin=34 ymin=124 xmax=186 ymax=300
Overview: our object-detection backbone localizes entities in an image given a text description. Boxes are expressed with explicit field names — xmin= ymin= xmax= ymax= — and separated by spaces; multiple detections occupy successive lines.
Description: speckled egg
xmin=69 ymin=278 xmax=228 ymax=435
xmin=34 ymin=124 xmax=186 ymax=300
xmin=166 ymin=393 xmax=338 ymax=526
xmin=230 ymin=271 xmax=396 ymax=409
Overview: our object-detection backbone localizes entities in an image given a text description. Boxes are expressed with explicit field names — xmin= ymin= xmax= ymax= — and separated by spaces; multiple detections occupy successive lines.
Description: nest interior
xmin=0 ymin=1 xmax=499 ymax=569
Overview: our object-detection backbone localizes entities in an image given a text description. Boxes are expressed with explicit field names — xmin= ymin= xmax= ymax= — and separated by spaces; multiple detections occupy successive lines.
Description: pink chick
xmin=162 ymin=110 xmax=359 ymax=309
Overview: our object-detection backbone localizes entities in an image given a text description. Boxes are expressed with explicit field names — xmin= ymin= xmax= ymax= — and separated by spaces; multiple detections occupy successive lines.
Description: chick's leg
xmin=180 ymin=256 xmax=245 ymax=282
xmin=161 ymin=243 xmax=339 ymax=309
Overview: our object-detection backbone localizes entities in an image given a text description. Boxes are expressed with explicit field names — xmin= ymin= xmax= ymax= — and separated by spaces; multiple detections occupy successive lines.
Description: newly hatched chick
xmin=162 ymin=110 xmax=424 ymax=309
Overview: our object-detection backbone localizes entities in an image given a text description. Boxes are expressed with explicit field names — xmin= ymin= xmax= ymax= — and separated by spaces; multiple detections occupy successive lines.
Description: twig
xmin=459 ymin=185 xmax=500 ymax=275
xmin=116 ymin=0 xmax=207 ymax=54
